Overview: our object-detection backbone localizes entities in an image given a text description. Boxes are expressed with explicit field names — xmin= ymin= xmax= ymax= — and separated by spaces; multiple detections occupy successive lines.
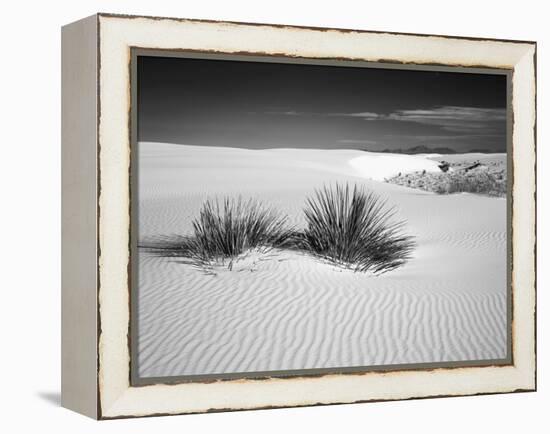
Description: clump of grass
xmin=300 ymin=183 xmax=415 ymax=274
xmin=143 ymin=186 xmax=415 ymax=275
xmin=144 ymin=197 xmax=293 ymax=269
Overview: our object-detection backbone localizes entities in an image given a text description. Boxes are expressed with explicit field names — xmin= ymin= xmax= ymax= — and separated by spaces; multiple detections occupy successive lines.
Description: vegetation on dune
xmin=434 ymin=171 xmax=506 ymax=196
xmin=387 ymin=168 xmax=506 ymax=197
xmin=142 ymin=197 xmax=294 ymax=270
xmin=299 ymin=183 xmax=415 ymax=274
xmin=143 ymin=184 xmax=415 ymax=274
xmin=386 ymin=158 xmax=507 ymax=197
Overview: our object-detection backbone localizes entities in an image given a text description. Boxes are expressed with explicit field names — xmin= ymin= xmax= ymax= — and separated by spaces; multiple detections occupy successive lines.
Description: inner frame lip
xmin=128 ymin=47 xmax=514 ymax=387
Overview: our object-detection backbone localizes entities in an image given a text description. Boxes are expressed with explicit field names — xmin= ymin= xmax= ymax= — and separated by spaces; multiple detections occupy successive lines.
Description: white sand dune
xmin=349 ymin=153 xmax=442 ymax=180
xmin=137 ymin=142 xmax=507 ymax=378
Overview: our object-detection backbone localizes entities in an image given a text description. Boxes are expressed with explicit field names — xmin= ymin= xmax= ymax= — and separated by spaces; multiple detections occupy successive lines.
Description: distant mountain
xmin=377 ymin=145 xmax=457 ymax=154
xmin=467 ymin=148 xmax=498 ymax=154
xmin=375 ymin=145 xmax=495 ymax=154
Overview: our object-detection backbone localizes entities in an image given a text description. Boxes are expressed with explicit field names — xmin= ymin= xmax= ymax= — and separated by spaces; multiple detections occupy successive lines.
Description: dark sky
xmin=138 ymin=56 xmax=507 ymax=153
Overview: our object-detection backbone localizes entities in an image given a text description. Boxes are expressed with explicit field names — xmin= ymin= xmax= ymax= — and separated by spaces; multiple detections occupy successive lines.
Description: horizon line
xmin=138 ymin=141 xmax=506 ymax=154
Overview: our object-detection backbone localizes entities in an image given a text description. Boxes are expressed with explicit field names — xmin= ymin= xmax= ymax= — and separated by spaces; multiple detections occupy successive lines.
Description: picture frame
xmin=61 ymin=13 xmax=536 ymax=419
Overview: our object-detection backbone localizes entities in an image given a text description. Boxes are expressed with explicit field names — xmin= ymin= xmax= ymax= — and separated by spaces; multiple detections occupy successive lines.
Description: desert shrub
xmin=144 ymin=197 xmax=293 ymax=269
xmin=300 ymin=183 xmax=415 ymax=274
xmin=442 ymin=172 xmax=506 ymax=196
xmin=386 ymin=169 xmax=507 ymax=197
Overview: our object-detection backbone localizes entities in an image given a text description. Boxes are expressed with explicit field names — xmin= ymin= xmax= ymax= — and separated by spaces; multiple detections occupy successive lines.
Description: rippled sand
xmin=137 ymin=142 xmax=507 ymax=378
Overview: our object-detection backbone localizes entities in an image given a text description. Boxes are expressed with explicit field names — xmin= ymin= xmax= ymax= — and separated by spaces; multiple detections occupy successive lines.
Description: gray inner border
xmin=129 ymin=48 xmax=513 ymax=387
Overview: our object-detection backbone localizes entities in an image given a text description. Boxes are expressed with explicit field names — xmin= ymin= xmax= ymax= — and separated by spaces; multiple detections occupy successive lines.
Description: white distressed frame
xmin=91 ymin=14 xmax=536 ymax=419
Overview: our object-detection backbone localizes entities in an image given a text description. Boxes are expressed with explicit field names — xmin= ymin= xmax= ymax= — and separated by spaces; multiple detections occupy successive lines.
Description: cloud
xmin=382 ymin=106 xmax=506 ymax=132
xmin=336 ymin=112 xmax=380 ymax=119
xmin=338 ymin=139 xmax=380 ymax=145
xmin=265 ymin=106 xmax=504 ymax=126
xmin=262 ymin=106 xmax=506 ymax=137
xmin=265 ymin=110 xmax=303 ymax=116
xmin=264 ymin=110 xmax=319 ymax=116
xmin=264 ymin=110 xmax=380 ymax=118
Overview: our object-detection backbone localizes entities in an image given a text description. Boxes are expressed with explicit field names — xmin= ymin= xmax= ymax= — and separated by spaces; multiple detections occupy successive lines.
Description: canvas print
xmin=134 ymin=55 xmax=509 ymax=382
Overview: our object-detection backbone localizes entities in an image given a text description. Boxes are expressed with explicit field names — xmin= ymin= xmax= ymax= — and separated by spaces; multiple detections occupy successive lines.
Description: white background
xmin=0 ymin=0 xmax=546 ymax=432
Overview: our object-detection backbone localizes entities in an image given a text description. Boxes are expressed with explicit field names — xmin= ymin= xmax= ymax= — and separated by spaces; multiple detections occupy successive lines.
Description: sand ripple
xmin=136 ymin=143 xmax=508 ymax=378
xmin=137 ymin=249 xmax=506 ymax=377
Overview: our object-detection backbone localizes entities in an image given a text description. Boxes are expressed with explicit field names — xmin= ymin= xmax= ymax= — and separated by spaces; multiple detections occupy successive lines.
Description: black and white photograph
xmin=2 ymin=0 xmax=542 ymax=429
xmin=134 ymin=54 xmax=510 ymax=381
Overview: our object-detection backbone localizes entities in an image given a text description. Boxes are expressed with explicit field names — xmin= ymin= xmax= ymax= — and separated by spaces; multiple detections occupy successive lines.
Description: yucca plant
xmin=143 ymin=197 xmax=294 ymax=269
xmin=142 ymin=186 xmax=414 ymax=274
xmin=301 ymin=183 xmax=415 ymax=274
